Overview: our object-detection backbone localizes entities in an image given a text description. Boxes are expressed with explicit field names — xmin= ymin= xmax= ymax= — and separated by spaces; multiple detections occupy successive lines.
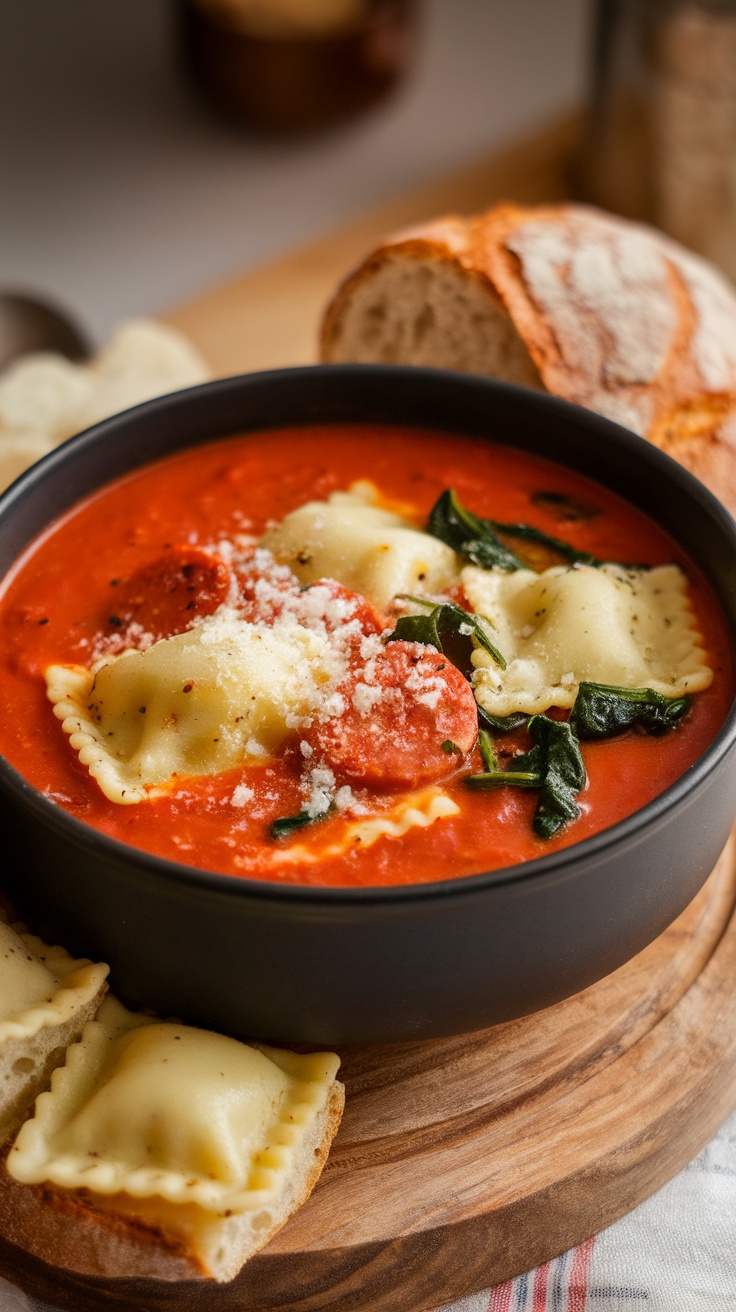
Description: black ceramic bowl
xmin=1 ymin=366 xmax=735 ymax=1045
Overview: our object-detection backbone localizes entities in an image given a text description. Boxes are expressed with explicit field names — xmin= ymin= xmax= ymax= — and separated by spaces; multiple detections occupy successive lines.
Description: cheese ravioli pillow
xmin=6 ymin=997 xmax=344 ymax=1283
xmin=463 ymin=562 xmax=713 ymax=717
xmin=46 ymin=608 xmax=339 ymax=803
xmin=261 ymin=485 xmax=458 ymax=609
xmin=0 ymin=917 xmax=107 ymax=1142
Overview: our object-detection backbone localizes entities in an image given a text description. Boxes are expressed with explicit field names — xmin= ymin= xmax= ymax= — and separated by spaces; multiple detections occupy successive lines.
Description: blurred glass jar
xmin=176 ymin=0 xmax=420 ymax=134
xmin=582 ymin=0 xmax=736 ymax=279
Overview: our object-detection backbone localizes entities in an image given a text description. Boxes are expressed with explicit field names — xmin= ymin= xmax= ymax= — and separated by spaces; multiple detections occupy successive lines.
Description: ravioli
xmin=463 ymin=562 xmax=714 ymax=717
xmin=260 ymin=484 xmax=459 ymax=609
xmin=46 ymin=607 xmax=340 ymax=803
xmin=0 ymin=922 xmax=58 ymax=1023
xmin=8 ymin=997 xmax=340 ymax=1216
xmin=17 ymin=434 xmax=728 ymax=878
xmin=0 ymin=922 xmax=107 ymax=1044
xmin=0 ymin=920 xmax=108 ymax=1143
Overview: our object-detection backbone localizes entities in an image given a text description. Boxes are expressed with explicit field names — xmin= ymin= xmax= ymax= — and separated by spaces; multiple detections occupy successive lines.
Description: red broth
xmin=0 ymin=424 xmax=731 ymax=887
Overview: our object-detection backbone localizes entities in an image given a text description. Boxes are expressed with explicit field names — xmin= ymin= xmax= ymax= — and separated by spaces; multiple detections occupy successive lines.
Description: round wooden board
xmin=3 ymin=836 xmax=736 ymax=1312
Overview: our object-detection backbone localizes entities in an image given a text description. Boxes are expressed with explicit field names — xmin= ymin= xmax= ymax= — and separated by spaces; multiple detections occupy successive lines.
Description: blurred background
xmin=0 ymin=0 xmax=590 ymax=344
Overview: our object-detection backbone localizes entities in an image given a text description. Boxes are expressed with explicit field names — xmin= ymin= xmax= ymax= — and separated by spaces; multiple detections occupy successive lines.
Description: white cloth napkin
xmin=437 ymin=1108 xmax=736 ymax=1312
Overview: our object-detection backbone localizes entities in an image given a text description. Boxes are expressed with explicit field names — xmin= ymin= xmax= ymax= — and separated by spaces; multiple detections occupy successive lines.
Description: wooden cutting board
xmin=4 ymin=839 xmax=736 ymax=1312
xmin=5 ymin=113 xmax=736 ymax=1312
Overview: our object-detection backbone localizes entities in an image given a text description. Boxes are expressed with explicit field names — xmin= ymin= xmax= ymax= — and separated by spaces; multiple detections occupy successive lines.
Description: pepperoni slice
xmin=236 ymin=550 xmax=301 ymax=622
xmin=299 ymin=578 xmax=383 ymax=638
xmin=238 ymin=565 xmax=383 ymax=639
xmin=104 ymin=546 xmax=231 ymax=643
xmin=303 ymin=640 xmax=478 ymax=791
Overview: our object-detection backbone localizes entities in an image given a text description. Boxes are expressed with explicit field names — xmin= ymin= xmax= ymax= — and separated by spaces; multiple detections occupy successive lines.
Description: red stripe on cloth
xmin=532 ymin=1261 xmax=551 ymax=1311
xmin=487 ymin=1279 xmax=515 ymax=1312
xmin=567 ymin=1236 xmax=596 ymax=1312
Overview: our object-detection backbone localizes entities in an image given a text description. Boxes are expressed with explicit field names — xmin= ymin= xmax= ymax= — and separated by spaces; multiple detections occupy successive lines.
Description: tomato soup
xmin=0 ymin=424 xmax=731 ymax=887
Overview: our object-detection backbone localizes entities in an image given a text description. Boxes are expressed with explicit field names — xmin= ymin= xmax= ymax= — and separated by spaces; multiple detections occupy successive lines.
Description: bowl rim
xmin=1 ymin=362 xmax=735 ymax=909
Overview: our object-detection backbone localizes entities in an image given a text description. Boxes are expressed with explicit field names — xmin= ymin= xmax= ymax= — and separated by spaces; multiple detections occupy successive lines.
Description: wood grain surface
xmin=2 ymin=839 xmax=736 ymax=1312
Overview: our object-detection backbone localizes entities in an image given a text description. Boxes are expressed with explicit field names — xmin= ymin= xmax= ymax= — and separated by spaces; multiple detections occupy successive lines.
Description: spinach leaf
xmin=477 ymin=706 xmax=531 ymax=734
xmin=523 ymin=715 xmax=586 ymax=839
xmin=269 ymin=807 xmax=331 ymax=840
xmin=465 ymin=767 xmax=540 ymax=790
xmin=466 ymin=714 xmax=586 ymax=839
xmin=386 ymin=596 xmax=506 ymax=671
xmin=427 ymin=489 xmax=526 ymax=571
xmin=385 ymin=610 xmax=443 ymax=650
xmin=569 ymin=682 xmax=692 ymax=739
xmin=478 ymin=728 xmax=499 ymax=772
xmin=486 ymin=520 xmax=600 ymax=567
xmin=428 ymin=488 xmax=630 ymax=572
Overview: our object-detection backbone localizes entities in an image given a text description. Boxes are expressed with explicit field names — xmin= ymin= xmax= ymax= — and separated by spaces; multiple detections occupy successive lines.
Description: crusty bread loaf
xmin=0 ymin=1080 xmax=344 ymax=1283
xmin=320 ymin=202 xmax=736 ymax=505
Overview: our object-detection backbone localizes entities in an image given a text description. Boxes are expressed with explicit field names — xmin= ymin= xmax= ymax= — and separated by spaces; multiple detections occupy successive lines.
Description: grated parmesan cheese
xmin=352 ymin=682 xmax=383 ymax=714
xmin=230 ymin=783 xmax=254 ymax=808
xmin=302 ymin=766 xmax=337 ymax=818
xmin=405 ymin=665 xmax=447 ymax=710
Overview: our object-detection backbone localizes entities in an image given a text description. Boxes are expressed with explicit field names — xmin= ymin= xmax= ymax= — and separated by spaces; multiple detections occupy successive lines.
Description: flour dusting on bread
xmin=320 ymin=201 xmax=736 ymax=508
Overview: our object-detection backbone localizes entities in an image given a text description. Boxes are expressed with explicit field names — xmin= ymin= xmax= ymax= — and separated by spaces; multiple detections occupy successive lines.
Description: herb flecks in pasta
xmin=0 ymin=922 xmax=108 ymax=1145
xmin=8 ymin=997 xmax=340 ymax=1242
xmin=46 ymin=608 xmax=341 ymax=804
xmin=463 ymin=563 xmax=713 ymax=718
xmin=0 ymin=923 xmax=107 ymax=1043
xmin=262 ymin=483 xmax=459 ymax=609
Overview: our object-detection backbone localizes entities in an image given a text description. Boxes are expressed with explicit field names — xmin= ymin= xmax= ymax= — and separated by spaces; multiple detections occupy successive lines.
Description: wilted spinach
xmin=385 ymin=596 xmax=506 ymax=671
xmin=427 ymin=487 xmax=623 ymax=572
xmin=530 ymin=490 xmax=600 ymax=522
xmin=477 ymin=706 xmax=531 ymax=734
xmin=570 ymin=682 xmax=692 ymax=739
xmin=427 ymin=489 xmax=526 ymax=571
xmin=467 ymin=714 xmax=586 ymax=839
xmin=486 ymin=520 xmax=600 ymax=567
xmin=269 ymin=807 xmax=332 ymax=840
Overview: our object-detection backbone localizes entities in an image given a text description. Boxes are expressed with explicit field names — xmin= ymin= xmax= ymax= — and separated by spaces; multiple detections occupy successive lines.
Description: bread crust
xmin=652 ymin=396 xmax=736 ymax=508
xmin=0 ymin=1080 xmax=345 ymax=1283
xmin=320 ymin=202 xmax=736 ymax=505
xmin=473 ymin=202 xmax=736 ymax=440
